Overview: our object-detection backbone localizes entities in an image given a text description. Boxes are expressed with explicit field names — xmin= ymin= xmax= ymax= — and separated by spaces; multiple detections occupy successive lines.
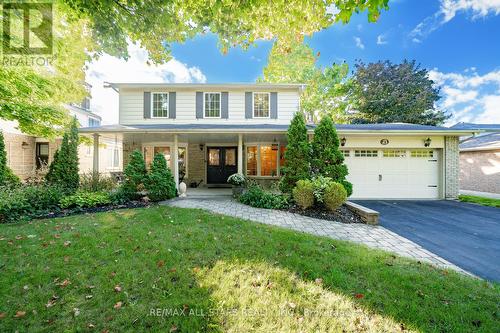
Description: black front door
xmin=207 ymin=147 xmax=238 ymax=184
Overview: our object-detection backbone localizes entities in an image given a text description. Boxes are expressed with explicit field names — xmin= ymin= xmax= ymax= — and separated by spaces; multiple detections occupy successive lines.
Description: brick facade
xmin=460 ymin=150 xmax=500 ymax=194
xmin=445 ymin=136 xmax=460 ymax=199
xmin=185 ymin=144 xmax=206 ymax=186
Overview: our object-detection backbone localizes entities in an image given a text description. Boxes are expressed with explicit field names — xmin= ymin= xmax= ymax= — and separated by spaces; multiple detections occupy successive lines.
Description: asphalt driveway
xmin=354 ymin=200 xmax=500 ymax=281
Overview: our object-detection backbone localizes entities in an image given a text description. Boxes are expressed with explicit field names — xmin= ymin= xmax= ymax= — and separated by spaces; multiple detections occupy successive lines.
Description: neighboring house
xmin=1 ymin=86 xmax=122 ymax=179
xmin=80 ymin=83 xmax=476 ymax=199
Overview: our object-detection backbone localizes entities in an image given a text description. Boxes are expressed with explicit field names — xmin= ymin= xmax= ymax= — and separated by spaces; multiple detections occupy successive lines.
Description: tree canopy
xmin=349 ymin=60 xmax=448 ymax=125
xmin=259 ymin=42 xmax=352 ymax=122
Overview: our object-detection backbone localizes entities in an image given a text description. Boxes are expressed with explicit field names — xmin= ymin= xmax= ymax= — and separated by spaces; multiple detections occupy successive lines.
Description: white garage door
xmin=343 ymin=149 xmax=440 ymax=199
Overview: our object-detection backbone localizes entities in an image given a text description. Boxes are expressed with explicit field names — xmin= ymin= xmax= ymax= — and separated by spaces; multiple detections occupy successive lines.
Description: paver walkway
xmin=165 ymin=197 xmax=471 ymax=276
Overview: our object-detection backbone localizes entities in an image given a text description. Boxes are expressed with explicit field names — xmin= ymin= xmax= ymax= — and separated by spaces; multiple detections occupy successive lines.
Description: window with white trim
xmin=411 ymin=150 xmax=434 ymax=158
xmin=113 ymin=148 xmax=119 ymax=168
xmin=341 ymin=150 xmax=350 ymax=157
xmin=246 ymin=144 xmax=279 ymax=177
xmin=354 ymin=150 xmax=378 ymax=157
xmin=152 ymin=93 xmax=169 ymax=118
xmin=253 ymin=93 xmax=270 ymax=118
xmin=204 ymin=92 xmax=221 ymax=118
xmin=383 ymin=150 xmax=406 ymax=157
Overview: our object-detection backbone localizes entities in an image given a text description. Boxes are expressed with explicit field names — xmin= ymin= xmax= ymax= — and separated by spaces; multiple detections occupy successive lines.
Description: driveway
xmin=354 ymin=200 xmax=500 ymax=281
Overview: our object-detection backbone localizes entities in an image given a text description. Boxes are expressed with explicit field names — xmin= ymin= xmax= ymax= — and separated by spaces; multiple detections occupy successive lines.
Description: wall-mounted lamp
xmin=340 ymin=137 xmax=346 ymax=147
xmin=199 ymin=144 xmax=204 ymax=151
xmin=21 ymin=142 xmax=29 ymax=149
xmin=424 ymin=137 xmax=432 ymax=147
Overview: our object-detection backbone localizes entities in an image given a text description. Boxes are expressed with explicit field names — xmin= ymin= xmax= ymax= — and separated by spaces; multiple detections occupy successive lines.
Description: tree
xmin=350 ymin=60 xmax=448 ymax=125
xmin=62 ymin=0 xmax=389 ymax=64
xmin=0 ymin=131 xmax=20 ymax=187
xmin=146 ymin=154 xmax=177 ymax=201
xmin=259 ymin=41 xmax=353 ymax=122
xmin=310 ymin=116 xmax=352 ymax=196
xmin=121 ymin=150 xmax=148 ymax=199
xmin=46 ymin=118 xmax=80 ymax=190
xmin=279 ymin=113 xmax=310 ymax=193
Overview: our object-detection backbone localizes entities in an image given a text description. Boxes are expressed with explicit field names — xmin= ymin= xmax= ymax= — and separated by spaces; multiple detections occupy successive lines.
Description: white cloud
xmin=85 ymin=42 xmax=207 ymax=124
xmin=410 ymin=0 xmax=500 ymax=42
xmin=429 ymin=68 xmax=500 ymax=125
xmin=376 ymin=34 xmax=388 ymax=45
xmin=354 ymin=37 xmax=365 ymax=50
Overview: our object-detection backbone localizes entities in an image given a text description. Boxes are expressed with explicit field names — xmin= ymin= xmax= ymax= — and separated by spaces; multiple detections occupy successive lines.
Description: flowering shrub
xmin=227 ymin=173 xmax=246 ymax=186
xmin=311 ymin=175 xmax=335 ymax=203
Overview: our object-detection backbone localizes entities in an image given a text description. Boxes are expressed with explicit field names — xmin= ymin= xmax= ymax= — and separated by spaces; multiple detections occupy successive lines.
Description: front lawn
xmin=0 ymin=206 xmax=498 ymax=332
xmin=459 ymin=195 xmax=500 ymax=208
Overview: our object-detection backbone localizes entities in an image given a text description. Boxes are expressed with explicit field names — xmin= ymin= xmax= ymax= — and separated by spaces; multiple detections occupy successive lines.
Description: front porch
xmin=90 ymin=130 xmax=287 ymax=189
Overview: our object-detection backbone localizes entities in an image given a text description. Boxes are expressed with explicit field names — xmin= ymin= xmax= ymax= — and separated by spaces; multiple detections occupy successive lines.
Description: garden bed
xmin=38 ymin=200 xmax=151 ymax=220
xmin=287 ymin=203 xmax=364 ymax=224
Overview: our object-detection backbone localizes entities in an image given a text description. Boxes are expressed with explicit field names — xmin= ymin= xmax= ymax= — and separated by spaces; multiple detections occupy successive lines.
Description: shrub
xmin=46 ymin=118 xmax=80 ymax=191
xmin=79 ymin=172 xmax=117 ymax=192
xmin=292 ymin=180 xmax=314 ymax=209
xmin=0 ymin=131 xmax=20 ymax=187
xmin=121 ymin=149 xmax=148 ymax=199
xmin=311 ymin=175 xmax=335 ymax=203
xmin=0 ymin=185 xmax=65 ymax=222
xmin=239 ymin=184 xmax=289 ymax=209
xmin=145 ymin=153 xmax=177 ymax=201
xmin=227 ymin=173 xmax=246 ymax=186
xmin=324 ymin=182 xmax=347 ymax=212
xmin=340 ymin=179 xmax=353 ymax=197
xmin=60 ymin=191 xmax=111 ymax=209
xmin=279 ymin=112 xmax=310 ymax=193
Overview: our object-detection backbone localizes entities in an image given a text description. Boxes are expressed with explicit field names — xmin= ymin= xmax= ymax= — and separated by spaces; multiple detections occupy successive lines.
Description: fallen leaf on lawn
xmin=114 ymin=301 xmax=122 ymax=309
xmin=46 ymin=299 xmax=56 ymax=308
xmin=288 ymin=302 xmax=296 ymax=309
xmin=167 ymin=267 xmax=176 ymax=273
xmin=15 ymin=235 xmax=23 ymax=240
xmin=170 ymin=325 xmax=178 ymax=332
xmin=87 ymin=323 xmax=95 ymax=329
xmin=54 ymin=234 xmax=60 ymax=239
xmin=59 ymin=279 xmax=71 ymax=287
xmin=110 ymin=272 xmax=116 ymax=277
xmin=87 ymin=285 xmax=95 ymax=289
xmin=192 ymin=267 xmax=200 ymax=273
xmin=0 ymin=312 xmax=6 ymax=319
xmin=64 ymin=256 xmax=70 ymax=262
xmin=23 ymin=285 xmax=29 ymax=290
xmin=114 ymin=285 xmax=122 ymax=292
xmin=314 ymin=278 xmax=323 ymax=285
xmin=355 ymin=293 xmax=364 ymax=299
xmin=157 ymin=260 xmax=165 ymax=268
xmin=73 ymin=308 xmax=80 ymax=317
xmin=64 ymin=241 xmax=71 ymax=247
xmin=86 ymin=295 xmax=93 ymax=299
xmin=14 ymin=311 xmax=26 ymax=318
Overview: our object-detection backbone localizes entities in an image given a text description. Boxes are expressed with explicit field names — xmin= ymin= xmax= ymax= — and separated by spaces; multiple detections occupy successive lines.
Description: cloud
xmin=376 ymin=34 xmax=388 ymax=45
xmin=410 ymin=0 xmax=500 ymax=42
xmin=354 ymin=37 xmax=365 ymax=49
xmin=85 ymin=43 xmax=207 ymax=124
xmin=429 ymin=68 xmax=500 ymax=125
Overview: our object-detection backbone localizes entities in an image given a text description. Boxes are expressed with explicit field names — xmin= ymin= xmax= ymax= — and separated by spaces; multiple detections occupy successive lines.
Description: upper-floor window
xmin=253 ymin=92 xmax=270 ymax=118
xmin=204 ymin=92 xmax=221 ymax=118
xmin=89 ymin=118 xmax=100 ymax=127
xmin=152 ymin=92 xmax=169 ymax=118
xmin=81 ymin=96 xmax=90 ymax=110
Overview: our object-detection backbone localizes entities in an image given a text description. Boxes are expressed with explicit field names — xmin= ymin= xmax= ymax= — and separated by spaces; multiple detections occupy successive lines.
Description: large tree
xmin=260 ymin=42 xmax=352 ymax=122
xmin=350 ymin=60 xmax=448 ymax=125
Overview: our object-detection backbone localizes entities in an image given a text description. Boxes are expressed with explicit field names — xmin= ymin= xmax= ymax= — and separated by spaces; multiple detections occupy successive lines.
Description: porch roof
xmin=80 ymin=122 xmax=479 ymax=136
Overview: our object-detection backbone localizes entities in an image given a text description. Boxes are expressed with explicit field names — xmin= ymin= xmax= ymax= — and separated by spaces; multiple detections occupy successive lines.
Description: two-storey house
xmin=80 ymin=83 xmax=477 ymax=199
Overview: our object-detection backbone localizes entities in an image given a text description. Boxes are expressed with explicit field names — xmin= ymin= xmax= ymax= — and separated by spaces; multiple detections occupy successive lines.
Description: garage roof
xmin=460 ymin=133 xmax=500 ymax=151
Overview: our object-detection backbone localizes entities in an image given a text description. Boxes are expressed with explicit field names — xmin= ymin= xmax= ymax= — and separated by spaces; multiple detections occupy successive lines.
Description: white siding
xmin=118 ymin=88 xmax=300 ymax=125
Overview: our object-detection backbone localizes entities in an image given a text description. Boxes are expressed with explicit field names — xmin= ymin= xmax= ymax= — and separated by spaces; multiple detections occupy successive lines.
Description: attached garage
xmin=343 ymin=148 xmax=440 ymax=199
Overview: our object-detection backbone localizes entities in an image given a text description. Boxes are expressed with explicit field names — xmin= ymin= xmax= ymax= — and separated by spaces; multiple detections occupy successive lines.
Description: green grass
xmin=0 ymin=206 xmax=498 ymax=332
xmin=459 ymin=195 xmax=500 ymax=208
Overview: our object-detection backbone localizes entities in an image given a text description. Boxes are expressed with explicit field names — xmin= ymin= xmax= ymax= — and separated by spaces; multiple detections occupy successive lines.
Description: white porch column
xmin=92 ymin=133 xmax=99 ymax=175
xmin=238 ymin=134 xmax=243 ymax=174
xmin=173 ymin=134 xmax=179 ymax=188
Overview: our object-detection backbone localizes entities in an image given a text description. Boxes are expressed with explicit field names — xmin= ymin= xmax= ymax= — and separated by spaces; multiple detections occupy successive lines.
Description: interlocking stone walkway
xmin=165 ymin=197 xmax=471 ymax=276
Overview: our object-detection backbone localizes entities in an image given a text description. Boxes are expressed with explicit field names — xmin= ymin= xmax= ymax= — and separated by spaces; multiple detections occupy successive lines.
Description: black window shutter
xmin=221 ymin=92 xmax=229 ymax=119
xmin=169 ymin=92 xmax=176 ymax=119
xmin=196 ymin=92 xmax=203 ymax=119
xmin=270 ymin=92 xmax=278 ymax=119
xmin=245 ymin=92 xmax=252 ymax=119
xmin=144 ymin=92 xmax=151 ymax=118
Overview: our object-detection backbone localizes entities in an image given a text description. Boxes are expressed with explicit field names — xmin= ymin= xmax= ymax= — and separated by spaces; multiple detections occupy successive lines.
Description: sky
xmin=86 ymin=0 xmax=500 ymax=126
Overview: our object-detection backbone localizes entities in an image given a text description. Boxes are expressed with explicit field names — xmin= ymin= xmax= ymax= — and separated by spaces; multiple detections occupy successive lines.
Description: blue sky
xmin=87 ymin=0 xmax=500 ymax=125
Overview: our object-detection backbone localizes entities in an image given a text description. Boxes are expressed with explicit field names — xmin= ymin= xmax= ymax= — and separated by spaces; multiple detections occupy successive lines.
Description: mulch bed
xmin=39 ymin=201 xmax=151 ymax=220
xmin=287 ymin=204 xmax=364 ymax=224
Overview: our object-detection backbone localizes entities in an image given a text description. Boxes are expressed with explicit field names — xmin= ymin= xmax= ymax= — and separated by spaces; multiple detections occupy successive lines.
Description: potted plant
xmin=227 ymin=173 xmax=246 ymax=198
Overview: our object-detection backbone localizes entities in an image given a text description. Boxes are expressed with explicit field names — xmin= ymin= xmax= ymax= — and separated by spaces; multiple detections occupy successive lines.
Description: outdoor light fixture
xmin=340 ymin=137 xmax=346 ymax=147
xmin=199 ymin=144 xmax=204 ymax=151
xmin=21 ymin=142 xmax=29 ymax=149
xmin=424 ymin=138 xmax=432 ymax=147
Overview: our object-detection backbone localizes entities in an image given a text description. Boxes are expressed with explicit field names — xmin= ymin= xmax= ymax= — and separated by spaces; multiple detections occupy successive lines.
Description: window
xmin=144 ymin=146 xmax=171 ymax=168
xmin=246 ymin=146 xmax=257 ymax=176
xmin=113 ymin=149 xmax=119 ymax=168
xmin=152 ymin=92 xmax=169 ymax=118
xmin=411 ymin=150 xmax=434 ymax=158
xmin=208 ymin=148 xmax=220 ymax=166
xmin=204 ymin=93 xmax=221 ymax=118
xmin=341 ymin=150 xmax=350 ymax=157
xmin=383 ymin=150 xmax=406 ymax=157
xmin=354 ymin=150 xmax=378 ymax=157
xmin=89 ymin=118 xmax=100 ymax=127
xmin=253 ymin=92 xmax=270 ymax=118
xmin=36 ymin=143 xmax=49 ymax=169
xmin=260 ymin=145 xmax=278 ymax=176
xmin=225 ymin=148 xmax=236 ymax=166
